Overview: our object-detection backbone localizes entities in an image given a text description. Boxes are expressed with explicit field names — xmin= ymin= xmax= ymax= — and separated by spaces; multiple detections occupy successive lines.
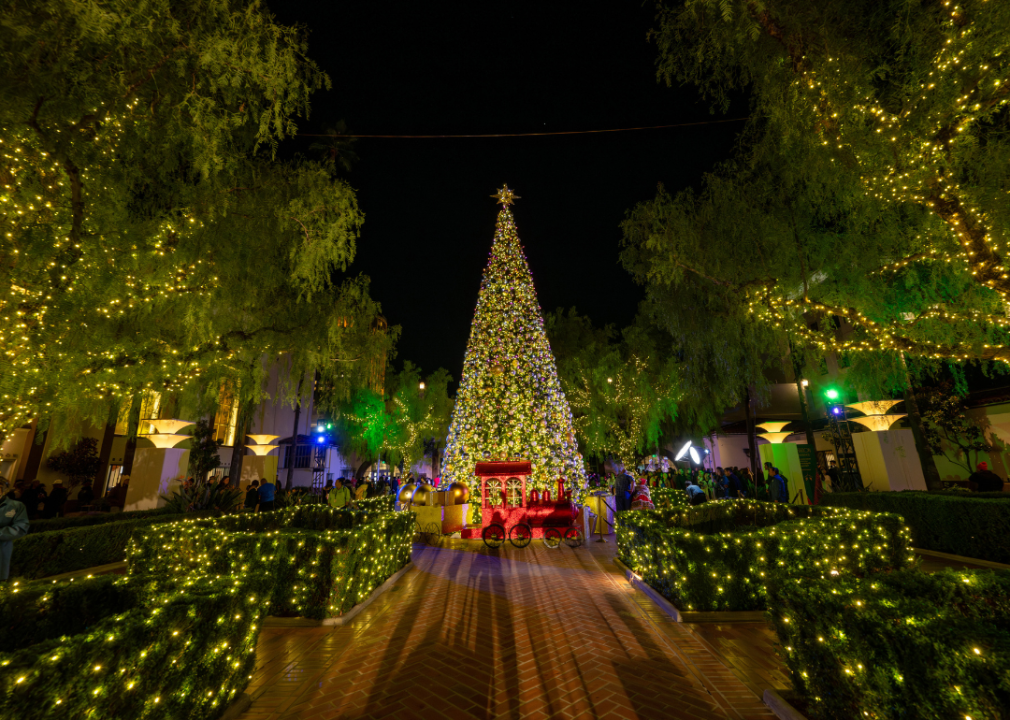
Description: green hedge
xmin=0 ymin=572 xmax=273 ymax=720
xmin=27 ymin=507 xmax=180 ymax=535
xmin=651 ymin=487 xmax=689 ymax=510
xmin=767 ymin=569 xmax=1010 ymax=720
xmin=823 ymin=491 xmax=1010 ymax=564
xmin=128 ymin=505 xmax=414 ymax=619
xmin=617 ymin=500 xmax=913 ymax=611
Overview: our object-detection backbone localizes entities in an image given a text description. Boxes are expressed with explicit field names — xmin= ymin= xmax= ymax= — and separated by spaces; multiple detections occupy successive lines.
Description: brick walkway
xmin=238 ymin=538 xmax=778 ymax=720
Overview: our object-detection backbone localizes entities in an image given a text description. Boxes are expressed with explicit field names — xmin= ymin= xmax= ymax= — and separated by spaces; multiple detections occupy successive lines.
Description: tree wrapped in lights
xmin=547 ymin=308 xmax=680 ymax=468
xmin=628 ymin=0 xmax=1010 ymax=370
xmin=441 ymin=187 xmax=586 ymax=492
xmin=0 ymin=0 xmax=392 ymax=441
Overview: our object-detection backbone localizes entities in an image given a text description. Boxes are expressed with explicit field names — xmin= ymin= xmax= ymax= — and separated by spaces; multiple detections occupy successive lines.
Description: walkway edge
xmin=220 ymin=692 xmax=252 ymax=720
xmin=914 ymin=547 xmax=1010 ymax=570
xmin=763 ymin=689 xmax=807 ymax=720
xmin=614 ymin=557 xmax=765 ymax=623
xmin=262 ymin=560 xmax=414 ymax=628
xmin=29 ymin=560 xmax=128 ymax=584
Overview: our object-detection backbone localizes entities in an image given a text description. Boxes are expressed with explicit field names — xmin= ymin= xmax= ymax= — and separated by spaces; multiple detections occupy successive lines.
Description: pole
xmin=900 ymin=354 xmax=943 ymax=491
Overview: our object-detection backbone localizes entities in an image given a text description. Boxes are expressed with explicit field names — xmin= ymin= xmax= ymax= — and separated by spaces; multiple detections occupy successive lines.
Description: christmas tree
xmin=441 ymin=186 xmax=586 ymax=496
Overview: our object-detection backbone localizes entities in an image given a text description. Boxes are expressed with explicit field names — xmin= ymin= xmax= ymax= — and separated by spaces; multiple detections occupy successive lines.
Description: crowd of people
xmin=2 ymin=478 xmax=94 ymax=519
xmin=605 ymin=460 xmax=796 ymax=510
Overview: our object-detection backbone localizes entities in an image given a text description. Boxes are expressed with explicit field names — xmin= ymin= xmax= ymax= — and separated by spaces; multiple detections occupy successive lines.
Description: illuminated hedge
xmin=616 ymin=500 xmax=914 ymax=612
xmin=128 ymin=506 xmax=414 ymax=619
xmin=651 ymin=487 xmax=689 ymax=510
xmin=0 ymin=572 xmax=272 ymax=720
xmin=767 ymin=569 xmax=1010 ymax=719
xmin=824 ymin=491 xmax=1010 ymax=564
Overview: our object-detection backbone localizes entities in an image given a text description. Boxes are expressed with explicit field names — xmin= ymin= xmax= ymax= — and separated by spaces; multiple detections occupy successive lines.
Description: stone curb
xmin=914 ymin=547 xmax=1010 ymax=571
xmin=262 ymin=560 xmax=414 ymax=628
xmin=614 ymin=557 xmax=765 ymax=623
xmin=763 ymin=688 xmax=807 ymax=720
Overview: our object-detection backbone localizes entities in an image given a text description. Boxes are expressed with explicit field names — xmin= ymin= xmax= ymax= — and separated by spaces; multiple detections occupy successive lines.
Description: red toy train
xmin=463 ymin=460 xmax=584 ymax=549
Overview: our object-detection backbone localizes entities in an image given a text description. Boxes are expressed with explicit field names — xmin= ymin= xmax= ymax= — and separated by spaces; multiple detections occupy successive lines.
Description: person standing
xmin=0 ymin=492 xmax=29 ymax=580
xmin=257 ymin=478 xmax=275 ymax=512
xmin=45 ymin=481 xmax=68 ymax=518
xmin=969 ymin=462 xmax=1003 ymax=492
xmin=244 ymin=480 xmax=260 ymax=510
xmin=355 ymin=476 xmax=371 ymax=502
xmin=328 ymin=477 xmax=353 ymax=509
xmin=612 ymin=461 xmax=633 ymax=513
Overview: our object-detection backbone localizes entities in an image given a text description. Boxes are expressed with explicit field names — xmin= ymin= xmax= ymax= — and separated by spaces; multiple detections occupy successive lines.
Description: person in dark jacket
xmin=0 ymin=493 xmax=29 ymax=580
xmin=244 ymin=480 xmax=260 ymax=510
xmin=612 ymin=460 xmax=633 ymax=512
xmin=44 ymin=481 xmax=68 ymax=518
xmin=969 ymin=462 xmax=1003 ymax=492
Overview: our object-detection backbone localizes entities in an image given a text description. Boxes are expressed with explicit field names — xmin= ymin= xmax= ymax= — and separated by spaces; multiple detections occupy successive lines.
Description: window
xmin=213 ymin=383 xmax=240 ymax=446
xmin=486 ymin=478 xmax=503 ymax=506
xmin=506 ymin=477 xmax=523 ymax=506
xmin=281 ymin=444 xmax=312 ymax=469
xmin=104 ymin=465 xmax=123 ymax=494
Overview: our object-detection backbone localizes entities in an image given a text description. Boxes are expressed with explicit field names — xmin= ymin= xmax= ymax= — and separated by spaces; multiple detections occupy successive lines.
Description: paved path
xmin=238 ymin=538 xmax=779 ymax=720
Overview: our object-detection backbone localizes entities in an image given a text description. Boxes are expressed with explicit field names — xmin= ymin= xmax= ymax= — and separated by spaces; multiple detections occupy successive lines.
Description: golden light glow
xmin=848 ymin=415 xmax=907 ymax=432
xmin=140 ymin=434 xmax=189 ymax=449
xmin=146 ymin=419 xmax=194 ymax=435
xmin=756 ymin=422 xmax=791 ymax=433
xmin=245 ymin=434 xmax=279 ymax=445
xmin=845 ymin=401 xmax=903 ymax=416
xmin=244 ymin=444 xmax=279 ymax=456
xmin=757 ymin=432 xmax=796 ymax=444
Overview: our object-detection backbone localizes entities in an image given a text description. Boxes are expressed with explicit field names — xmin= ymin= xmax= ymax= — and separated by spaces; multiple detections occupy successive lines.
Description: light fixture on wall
xmin=757 ymin=432 xmax=795 ymax=444
xmin=141 ymin=434 xmax=189 ymax=449
xmin=145 ymin=419 xmax=194 ymax=435
xmin=246 ymin=434 xmax=279 ymax=445
xmin=245 ymin=444 xmax=279 ymax=456
xmin=755 ymin=421 xmax=791 ymax=433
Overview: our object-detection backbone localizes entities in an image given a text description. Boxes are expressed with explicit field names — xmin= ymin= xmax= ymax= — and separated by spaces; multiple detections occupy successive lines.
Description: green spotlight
xmin=825 ymin=388 xmax=840 ymax=400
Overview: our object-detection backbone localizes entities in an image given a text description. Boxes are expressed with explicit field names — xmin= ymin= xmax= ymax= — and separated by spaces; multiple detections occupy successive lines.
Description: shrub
xmin=616 ymin=500 xmax=913 ymax=611
xmin=651 ymin=487 xmax=689 ymax=510
xmin=128 ymin=505 xmax=414 ymax=619
xmin=0 ymin=572 xmax=273 ymax=720
xmin=27 ymin=508 xmax=180 ymax=535
xmin=767 ymin=569 xmax=1010 ymax=720
xmin=823 ymin=491 xmax=1010 ymax=564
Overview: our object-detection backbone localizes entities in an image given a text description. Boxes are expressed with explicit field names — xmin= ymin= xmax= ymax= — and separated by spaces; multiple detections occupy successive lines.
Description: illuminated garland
xmin=768 ymin=569 xmax=1010 ymax=719
xmin=616 ymin=500 xmax=914 ymax=612
xmin=0 ymin=572 xmax=272 ymax=720
xmin=128 ymin=505 xmax=413 ymax=619
xmin=441 ymin=198 xmax=587 ymax=494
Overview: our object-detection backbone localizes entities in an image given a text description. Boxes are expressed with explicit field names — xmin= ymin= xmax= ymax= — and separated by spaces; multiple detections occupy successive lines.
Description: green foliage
xmin=381 ymin=363 xmax=454 ymax=471
xmin=824 ymin=492 xmax=1010 ymax=564
xmin=632 ymin=0 xmax=1010 ymax=382
xmin=11 ymin=513 xmax=200 ymax=580
xmin=547 ymin=308 xmax=680 ymax=466
xmin=128 ymin=506 xmax=414 ymax=619
xmin=651 ymin=487 xmax=690 ymax=510
xmin=46 ymin=437 xmax=101 ymax=489
xmin=186 ymin=419 xmax=221 ymax=480
xmin=767 ymin=569 xmax=1010 ymax=720
xmin=0 ymin=0 xmax=396 ymax=442
xmin=335 ymin=387 xmax=391 ymax=462
xmin=26 ymin=507 xmax=178 ymax=535
xmin=161 ymin=480 xmax=242 ymax=514
xmin=0 ymin=572 xmax=273 ymax=720
xmin=617 ymin=500 xmax=913 ymax=611
xmin=917 ymin=382 xmax=1001 ymax=474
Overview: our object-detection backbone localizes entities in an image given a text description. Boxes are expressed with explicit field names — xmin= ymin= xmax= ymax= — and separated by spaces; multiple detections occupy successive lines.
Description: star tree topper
xmin=491 ymin=184 xmax=520 ymax=206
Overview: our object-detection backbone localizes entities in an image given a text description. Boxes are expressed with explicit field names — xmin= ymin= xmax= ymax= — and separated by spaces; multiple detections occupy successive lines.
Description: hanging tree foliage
xmin=0 ymin=0 xmax=393 ymax=440
xmin=629 ymin=0 xmax=1010 ymax=378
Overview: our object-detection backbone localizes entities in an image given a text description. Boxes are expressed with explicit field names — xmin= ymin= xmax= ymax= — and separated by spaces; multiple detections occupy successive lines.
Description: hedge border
xmin=823 ymin=491 xmax=1010 ymax=564
xmin=617 ymin=500 xmax=913 ymax=612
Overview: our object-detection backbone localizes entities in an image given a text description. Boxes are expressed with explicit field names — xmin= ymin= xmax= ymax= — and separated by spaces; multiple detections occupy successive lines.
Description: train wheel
xmin=543 ymin=528 xmax=562 ymax=549
xmin=509 ymin=523 xmax=533 ymax=549
xmin=482 ymin=523 xmax=506 ymax=549
xmin=426 ymin=522 xmax=441 ymax=545
xmin=414 ymin=519 xmax=427 ymax=543
xmin=564 ymin=527 xmax=584 ymax=548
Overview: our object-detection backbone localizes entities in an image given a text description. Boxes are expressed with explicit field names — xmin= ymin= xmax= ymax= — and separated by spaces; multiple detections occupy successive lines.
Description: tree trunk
xmin=228 ymin=407 xmax=251 ymax=488
xmin=901 ymin=355 xmax=943 ymax=491
xmin=285 ymin=376 xmax=306 ymax=491
xmin=743 ymin=386 xmax=759 ymax=478
xmin=92 ymin=421 xmax=116 ymax=499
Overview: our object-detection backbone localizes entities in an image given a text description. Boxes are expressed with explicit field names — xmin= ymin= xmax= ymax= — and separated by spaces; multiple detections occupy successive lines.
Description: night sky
xmin=273 ymin=1 xmax=743 ymax=383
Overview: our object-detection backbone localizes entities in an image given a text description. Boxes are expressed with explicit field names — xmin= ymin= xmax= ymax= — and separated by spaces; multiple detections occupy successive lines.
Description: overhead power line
xmin=297 ymin=117 xmax=748 ymax=139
